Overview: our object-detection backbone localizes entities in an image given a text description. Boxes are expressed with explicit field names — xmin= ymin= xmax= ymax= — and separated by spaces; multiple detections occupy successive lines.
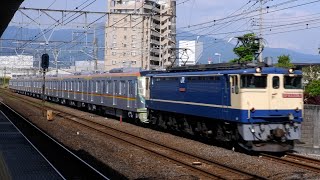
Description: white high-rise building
xmin=178 ymin=40 xmax=203 ymax=66
xmin=105 ymin=0 xmax=176 ymax=71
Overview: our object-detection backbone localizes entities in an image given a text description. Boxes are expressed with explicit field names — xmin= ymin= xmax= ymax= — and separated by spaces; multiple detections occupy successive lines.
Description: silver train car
xmin=9 ymin=71 xmax=150 ymax=123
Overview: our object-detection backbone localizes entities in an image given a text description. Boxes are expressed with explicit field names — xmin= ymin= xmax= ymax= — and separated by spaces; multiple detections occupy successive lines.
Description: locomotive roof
xmin=148 ymin=67 xmax=302 ymax=77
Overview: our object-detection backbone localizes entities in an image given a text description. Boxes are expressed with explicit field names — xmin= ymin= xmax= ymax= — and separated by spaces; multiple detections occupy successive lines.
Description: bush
xmin=304 ymin=93 xmax=320 ymax=105
xmin=305 ymin=80 xmax=320 ymax=97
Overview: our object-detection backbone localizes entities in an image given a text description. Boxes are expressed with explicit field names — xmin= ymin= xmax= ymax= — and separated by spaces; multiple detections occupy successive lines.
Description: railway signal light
xmin=41 ymin=53 xmax=49 ymax=70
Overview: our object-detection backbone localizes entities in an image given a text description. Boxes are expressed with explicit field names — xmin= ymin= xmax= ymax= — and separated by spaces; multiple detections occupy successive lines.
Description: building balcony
xmin=151 ymin=31 xmax=160 ymax=37
xmin=110 ymin=4 xmax=136 ymax=10
xmin=152 ymin=16 xmax=160 ymax=21
xmin=150 ymin=55 xmax=160 ymax=62
xmin=150 ymin=48 xmax=160 ymax=53
xmin=143 ymin=4 xmax=160 ymax=12
xmin=150 ymin=39 xmax=160 ymax=45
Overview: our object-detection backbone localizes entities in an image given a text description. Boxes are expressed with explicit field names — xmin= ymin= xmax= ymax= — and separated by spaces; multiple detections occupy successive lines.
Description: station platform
xmin=0 ymin=111 xmax=63 ymax=180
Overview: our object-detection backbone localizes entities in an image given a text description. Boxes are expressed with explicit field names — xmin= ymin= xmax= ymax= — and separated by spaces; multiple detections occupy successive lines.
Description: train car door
xmin=113 ymin=80 xmax=117 ymax=105
xmin=81 ymin=81 xmax=84 ymax=101
xmin=67 ymin=81 xmax=70 ymax=98
xmin=127 ymin=80 xmax=134 ymax=108
xmin=145 ymin=77 xmax=150 ymax=100
xmin=101 ymin=80 xmax=105 ymax=104
xmin=86 ymin=79 xmax=90 ymax=102
xmin=221 ymin=75 xmax=230 ymax=118
xmin=90 ymin=80 xmax=94 ymax=102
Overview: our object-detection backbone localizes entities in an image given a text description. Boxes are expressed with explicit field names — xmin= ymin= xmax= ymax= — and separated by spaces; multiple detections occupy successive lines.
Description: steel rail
xmin=4 ymin=90 xmax=266 ymax=180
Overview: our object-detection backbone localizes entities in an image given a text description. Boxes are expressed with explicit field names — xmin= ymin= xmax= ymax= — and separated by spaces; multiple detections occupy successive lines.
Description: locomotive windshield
xmin=240 ymin=75 xmax=267 ymax=89
xmin=284 ymin=76 xmax=302 ymax=89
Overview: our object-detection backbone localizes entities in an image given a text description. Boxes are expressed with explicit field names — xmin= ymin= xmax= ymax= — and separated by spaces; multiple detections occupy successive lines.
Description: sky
xmin=13 ymin=0 xmax=320 ymax=55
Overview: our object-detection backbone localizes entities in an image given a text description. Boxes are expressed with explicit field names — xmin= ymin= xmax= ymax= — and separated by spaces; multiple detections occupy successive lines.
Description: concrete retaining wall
xmin=301 ymin=105 xmax=320 ymax=148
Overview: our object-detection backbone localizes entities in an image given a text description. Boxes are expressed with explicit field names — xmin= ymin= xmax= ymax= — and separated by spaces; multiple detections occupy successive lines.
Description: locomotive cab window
xmin=284 ymin=76 xmax=302 ymax=89
xmin=240 ymin=75 xmax=267 ymax=89
xmin=272 ymin=76 xmax=280 ymax=89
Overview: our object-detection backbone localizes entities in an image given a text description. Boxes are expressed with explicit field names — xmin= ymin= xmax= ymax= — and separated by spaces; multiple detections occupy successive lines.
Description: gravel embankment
xmin=1 ymin=90 xmax=320 ymax=179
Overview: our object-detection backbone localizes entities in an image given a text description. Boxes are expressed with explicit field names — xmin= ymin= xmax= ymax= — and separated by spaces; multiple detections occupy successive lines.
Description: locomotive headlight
xmin=255 ymin=67 xmax=262 ymax=73
xmin=288 ymin=68 xmax=294 ymax=74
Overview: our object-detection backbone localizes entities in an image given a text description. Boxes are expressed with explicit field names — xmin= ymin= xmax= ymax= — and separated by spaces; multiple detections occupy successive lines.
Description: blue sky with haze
xmin=18 ymin=0 xmax=320 ymax=55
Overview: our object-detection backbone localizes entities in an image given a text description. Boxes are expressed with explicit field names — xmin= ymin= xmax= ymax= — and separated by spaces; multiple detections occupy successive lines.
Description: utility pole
xmin=53 ymin=49 xmax=60 ymax=76
xmin=258 ymin=0 xmax=264 ymax=62
xmin=3 ymin=67 xmax=6 ymax=87
xmin=93 ymin=26 xmax=98 ymax=72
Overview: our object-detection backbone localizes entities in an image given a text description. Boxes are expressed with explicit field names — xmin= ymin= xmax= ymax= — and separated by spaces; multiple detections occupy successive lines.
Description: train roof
xmin=148 ymin=67 xmax=302 ymax=77
xmin=11 ymin=70 xmax=158 ymax=81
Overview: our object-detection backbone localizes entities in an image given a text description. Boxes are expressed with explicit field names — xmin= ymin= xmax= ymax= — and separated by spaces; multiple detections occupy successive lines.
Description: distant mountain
xmin=177 ymin=30 xmax=320 ymax=64
xmin=1 ymin=26 xmax=105 ymax=67
xmin=1 ymin=26 xmax=319 ymax=68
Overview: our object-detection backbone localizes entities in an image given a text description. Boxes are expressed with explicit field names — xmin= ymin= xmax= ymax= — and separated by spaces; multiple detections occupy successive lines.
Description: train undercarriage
xmin=148 ymin=109 xmax=299 ymax=152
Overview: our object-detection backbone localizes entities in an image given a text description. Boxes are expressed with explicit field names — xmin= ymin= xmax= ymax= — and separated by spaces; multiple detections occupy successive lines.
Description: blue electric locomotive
xmin=146 ymin=66 xmax=303 ymax=152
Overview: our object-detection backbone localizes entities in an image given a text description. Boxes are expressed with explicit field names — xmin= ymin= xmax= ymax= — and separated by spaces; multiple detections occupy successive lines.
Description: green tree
xmin=302 ymin=65 xmax=320 ymax=83
xmin=305 ymin=80 xmax=320 ymax=97
xmin=275 ymin=55 xmax=294 ymax=68
xmin=231 ymin=33 xmax=261 ymax=63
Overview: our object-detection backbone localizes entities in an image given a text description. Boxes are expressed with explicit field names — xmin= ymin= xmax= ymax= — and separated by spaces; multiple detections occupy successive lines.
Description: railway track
xmin=3 ymin=91 xmax=267 ymax=179
xmin=259 ymin=153 xmax=320 ymax=173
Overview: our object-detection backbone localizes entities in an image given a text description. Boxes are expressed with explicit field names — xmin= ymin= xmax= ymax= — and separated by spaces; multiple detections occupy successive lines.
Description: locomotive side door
xmin=222 ymin=75 xmax=230 ymax=118
xmin=269 ymin=74 xmax=280 ymax=111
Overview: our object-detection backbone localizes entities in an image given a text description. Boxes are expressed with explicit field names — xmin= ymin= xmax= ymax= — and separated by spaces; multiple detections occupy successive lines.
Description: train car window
xmin=107 ymin=81 xmax=111 ymax=93
xmin=284 ymin=76 xmax=302 ymax=89
xmin=234 ymin=76 xmax=238 ymax=87
xmin=91 ymin=81 xmax=94 ymax=93
xmin=240 ymin=75 xmax=267 ymax=89
xmin=96 ymin=81 xmax=99 ymax=93
xmin=120 ymin=81 xmax=126 ymax=95
xmin=81 ymin=81 xmax=84 ymax=92
xmin=272 ymin=76 xmax=280 ymax=89
xmin=231 ymin=77 xmax=235 ymax=86
xmin=119 ymin=81 xmax=122 ymax=95
xmin=77 ymin=81 xmax=80 ymax=91
xmin=101 ymin=81 xmax=105 ymax=94
xmin=128 ymin=81 xmax=132 ymax=95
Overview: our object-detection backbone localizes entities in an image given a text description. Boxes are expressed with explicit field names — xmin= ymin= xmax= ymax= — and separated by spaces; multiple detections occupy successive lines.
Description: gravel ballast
xmin=1 ymin=90 xmax=320 ymax=179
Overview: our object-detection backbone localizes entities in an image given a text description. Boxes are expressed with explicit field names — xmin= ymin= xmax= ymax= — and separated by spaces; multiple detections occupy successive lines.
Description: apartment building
xmin=105 ymin=0 xmax=176 ymax=71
